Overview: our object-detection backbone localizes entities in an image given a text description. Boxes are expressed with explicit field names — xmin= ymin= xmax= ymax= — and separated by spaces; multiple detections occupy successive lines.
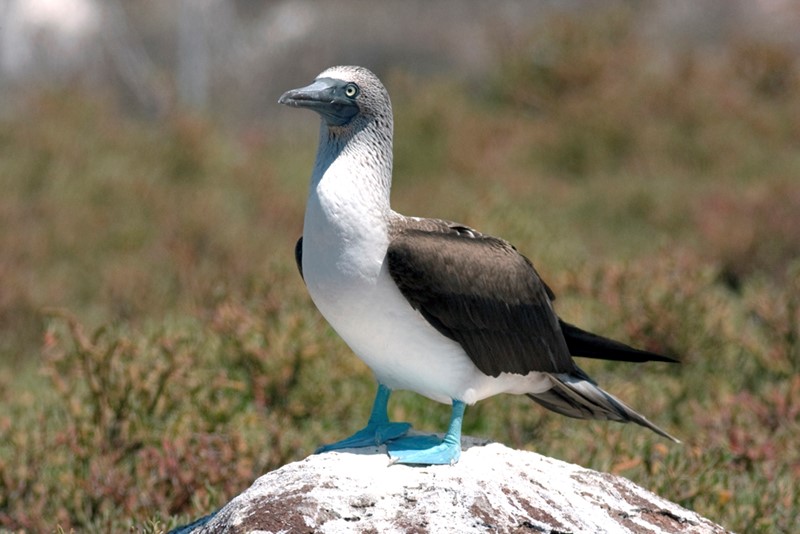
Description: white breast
xmin=302 ymin=152 xmax=552 ymax=404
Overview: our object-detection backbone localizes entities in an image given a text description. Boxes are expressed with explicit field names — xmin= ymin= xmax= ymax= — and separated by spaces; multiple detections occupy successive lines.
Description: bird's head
xmin=279 ymin=66 xmax=392 ymax=132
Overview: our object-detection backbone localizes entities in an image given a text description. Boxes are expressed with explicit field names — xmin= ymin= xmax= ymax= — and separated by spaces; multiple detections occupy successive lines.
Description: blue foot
xmin=387 ymin=400 xmax=466 ymax=466
xmin=316 ymin=421 xmax=411 ymax=452
xmin=316 ymin=383 xmax=411 ymax=453
xmin=387 ymin=435 xmax=461 ymax=465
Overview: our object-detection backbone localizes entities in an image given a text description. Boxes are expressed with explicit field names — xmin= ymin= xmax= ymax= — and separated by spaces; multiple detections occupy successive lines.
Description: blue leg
xmin=387 ymin=400 xmax=466 ymax=465
xmin=316 ymin=384 xmax=411 ymax=453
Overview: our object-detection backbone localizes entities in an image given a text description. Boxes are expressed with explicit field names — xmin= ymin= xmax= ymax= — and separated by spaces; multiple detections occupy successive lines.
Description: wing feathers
xmin=295 ymin=236 xmax=304 ymax=280
xmin=387 ymin=222 xmax=576 ymax=376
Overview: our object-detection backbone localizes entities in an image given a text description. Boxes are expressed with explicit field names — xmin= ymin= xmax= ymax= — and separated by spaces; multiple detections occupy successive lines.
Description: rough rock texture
xmin=173 ymin=437 xmax=728 ymax=534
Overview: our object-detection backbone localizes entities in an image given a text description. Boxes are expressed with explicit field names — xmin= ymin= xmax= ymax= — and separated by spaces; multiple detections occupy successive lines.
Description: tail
xmin=528 ymin=370 xmax=680 ymax=443
xmin=559 ymin=319 xmax=679 ymax=364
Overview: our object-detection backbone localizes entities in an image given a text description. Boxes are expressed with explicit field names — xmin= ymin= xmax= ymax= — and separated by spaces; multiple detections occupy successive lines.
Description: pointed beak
xmin=279 ymin=77 xmax=359 ymax=126
xmin=279 ymin=78 xmax=337 ymax=107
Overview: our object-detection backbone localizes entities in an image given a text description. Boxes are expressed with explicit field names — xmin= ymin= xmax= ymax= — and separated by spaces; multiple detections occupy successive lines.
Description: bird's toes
xmin=316 ymin=421 xmax=412 ymax=453
xmin=387 ymin=435 xmax=462 ymax=466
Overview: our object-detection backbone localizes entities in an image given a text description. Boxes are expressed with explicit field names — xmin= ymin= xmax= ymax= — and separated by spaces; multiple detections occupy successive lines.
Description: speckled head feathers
xmin=316 ymin=66 xmax=392 ymax=124
xmin=279 ymin=66 xmax=393 ymax=133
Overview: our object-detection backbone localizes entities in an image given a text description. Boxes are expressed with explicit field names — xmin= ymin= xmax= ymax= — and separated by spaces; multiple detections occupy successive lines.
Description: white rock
xmin=175 ymin=437 xmax=728 ymax=534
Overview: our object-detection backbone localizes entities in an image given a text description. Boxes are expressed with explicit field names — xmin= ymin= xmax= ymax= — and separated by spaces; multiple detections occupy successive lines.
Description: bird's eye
xmin=344 ymin=83 xmax=359 ymax=98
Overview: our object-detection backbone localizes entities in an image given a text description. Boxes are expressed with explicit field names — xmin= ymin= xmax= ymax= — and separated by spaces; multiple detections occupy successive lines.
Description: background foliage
xmin=1 ymin=6 xmax=799 ymax=533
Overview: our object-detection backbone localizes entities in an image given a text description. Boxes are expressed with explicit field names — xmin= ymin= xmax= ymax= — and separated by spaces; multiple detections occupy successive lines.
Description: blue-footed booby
xmin=279 ymin=65 xmax=679 ymax=466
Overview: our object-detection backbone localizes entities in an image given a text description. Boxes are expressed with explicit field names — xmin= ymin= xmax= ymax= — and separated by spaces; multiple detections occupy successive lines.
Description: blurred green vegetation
xmin=2 ymin=10 xmax=800 ymax=533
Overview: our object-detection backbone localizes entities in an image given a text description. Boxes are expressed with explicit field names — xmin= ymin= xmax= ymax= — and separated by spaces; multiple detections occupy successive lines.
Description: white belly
xmin=302 ymin=226 xmax=552 ymax=405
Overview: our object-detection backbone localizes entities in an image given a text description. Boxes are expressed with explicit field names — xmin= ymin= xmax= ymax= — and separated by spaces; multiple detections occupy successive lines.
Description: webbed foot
xmin=387 ymin=399 xmax=466 ymax=466
xmin=387 ymin=434 xmax=461 ymax=465
xmin=316 ymin=421 xmax=411 ymax=452
xmin=315 ymin=383 xmax=411 ymax=453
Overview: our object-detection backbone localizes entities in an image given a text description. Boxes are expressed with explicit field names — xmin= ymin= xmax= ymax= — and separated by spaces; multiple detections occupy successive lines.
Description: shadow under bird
xmin=279 ymin=65 xmax=679 ymax=466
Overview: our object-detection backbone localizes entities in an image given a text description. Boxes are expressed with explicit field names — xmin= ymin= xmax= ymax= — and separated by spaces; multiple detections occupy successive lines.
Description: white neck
xmin=305 ymin=117 xmax=394 ymax=237
xmin=301 ymin=118 xmax=395 ymax=303
xmin=312 ymin=121 xmax=393 ymax=210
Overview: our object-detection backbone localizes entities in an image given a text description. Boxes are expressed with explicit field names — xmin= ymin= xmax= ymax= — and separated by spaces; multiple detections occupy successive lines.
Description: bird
xmin=278 ymin=65 xmax=679 ymax=466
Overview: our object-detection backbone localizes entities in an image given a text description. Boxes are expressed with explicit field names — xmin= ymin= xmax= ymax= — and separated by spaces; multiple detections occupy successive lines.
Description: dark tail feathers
xmin=560 ymin=319 xmax=679 ymax=364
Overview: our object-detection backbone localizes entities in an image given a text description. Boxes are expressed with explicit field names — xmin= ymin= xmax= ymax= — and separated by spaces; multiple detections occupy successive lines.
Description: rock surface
xmin=173 ymin=437 xmax=728 ymax=534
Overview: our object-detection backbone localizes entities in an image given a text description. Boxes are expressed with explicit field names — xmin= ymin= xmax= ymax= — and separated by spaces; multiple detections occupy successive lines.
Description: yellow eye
xmin=344 ymin=83 xmax=359 ymax=98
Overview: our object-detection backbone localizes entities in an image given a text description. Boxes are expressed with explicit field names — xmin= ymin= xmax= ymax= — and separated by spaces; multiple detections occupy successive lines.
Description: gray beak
xmin=279 ymin=77 xmax=359 ymax=126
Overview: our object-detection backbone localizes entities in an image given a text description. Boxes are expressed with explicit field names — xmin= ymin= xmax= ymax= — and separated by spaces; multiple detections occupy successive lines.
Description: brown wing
xmin=386 ymin=220 xmax=576 ymax=377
